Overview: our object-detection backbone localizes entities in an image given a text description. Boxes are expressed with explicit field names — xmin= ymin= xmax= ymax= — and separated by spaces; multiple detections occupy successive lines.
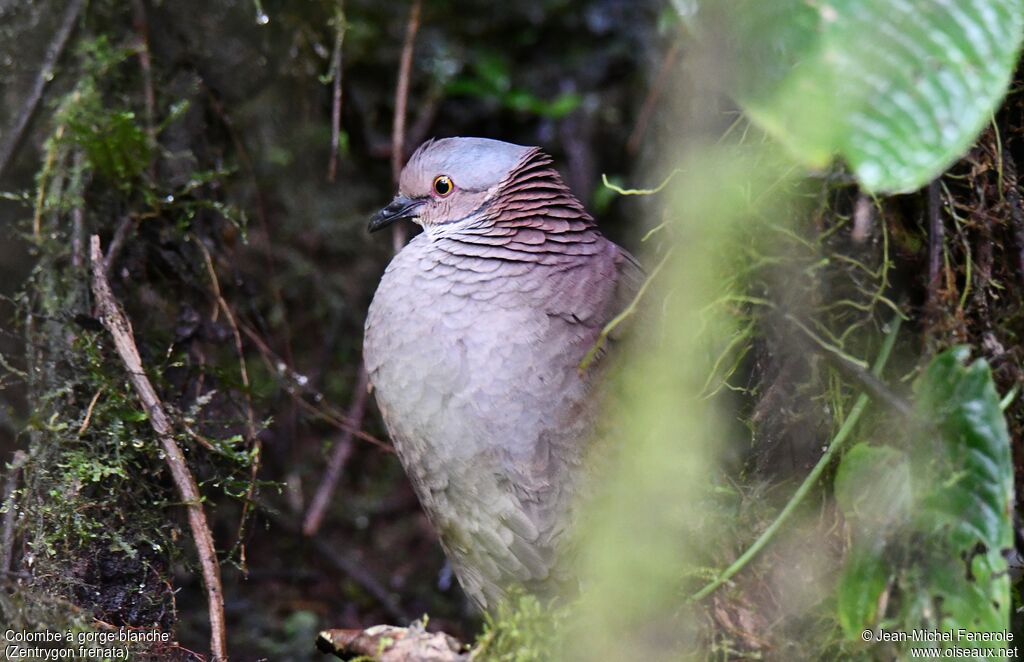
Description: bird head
xmin=368 ymin=137 xmax=536 ymax=236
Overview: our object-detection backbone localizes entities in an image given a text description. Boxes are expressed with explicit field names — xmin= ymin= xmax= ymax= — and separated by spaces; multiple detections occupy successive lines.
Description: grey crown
xmin=363 ymin=137 xmax=642 ymax=611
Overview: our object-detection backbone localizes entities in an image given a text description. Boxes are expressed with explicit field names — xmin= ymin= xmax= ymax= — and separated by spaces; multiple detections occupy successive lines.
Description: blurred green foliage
xmin=688 ymin=0 xmax=1024 ymax=192
xmin=446 ymin=52 xmax=582 ymax=119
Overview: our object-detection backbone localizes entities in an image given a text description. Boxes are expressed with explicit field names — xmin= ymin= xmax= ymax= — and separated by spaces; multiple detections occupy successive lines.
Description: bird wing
xmin=467 ymin=236 xmax=644 ymax=606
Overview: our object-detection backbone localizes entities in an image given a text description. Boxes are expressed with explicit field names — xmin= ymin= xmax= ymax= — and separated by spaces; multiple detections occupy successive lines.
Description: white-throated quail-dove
xmin=364 ymin=137 xmax=643 ymax=611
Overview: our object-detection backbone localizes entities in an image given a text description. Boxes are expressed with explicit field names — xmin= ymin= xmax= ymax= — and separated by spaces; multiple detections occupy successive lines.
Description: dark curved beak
xmin=368 ymin=195 xmax=424 ymax=233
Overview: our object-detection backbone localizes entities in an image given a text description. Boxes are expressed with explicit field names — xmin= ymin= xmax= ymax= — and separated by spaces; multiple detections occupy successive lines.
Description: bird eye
xmin=433 ymin=175 xmax=454 ymax=197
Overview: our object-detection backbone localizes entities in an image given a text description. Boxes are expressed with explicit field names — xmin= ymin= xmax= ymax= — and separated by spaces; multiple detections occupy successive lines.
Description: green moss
xmin=3 ymin=21 xmax=261 ymax=647
xmin=472 ymin=593 xmax=566 ymax=662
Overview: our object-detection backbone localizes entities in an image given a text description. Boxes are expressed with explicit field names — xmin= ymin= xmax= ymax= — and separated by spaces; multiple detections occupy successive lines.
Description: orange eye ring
xmin=433 ymin=175 xmax=454 ymax=197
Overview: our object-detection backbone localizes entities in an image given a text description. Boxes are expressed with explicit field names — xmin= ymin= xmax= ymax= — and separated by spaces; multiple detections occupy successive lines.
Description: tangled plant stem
xmin=690 ymin=313 xmax=903 ymax=603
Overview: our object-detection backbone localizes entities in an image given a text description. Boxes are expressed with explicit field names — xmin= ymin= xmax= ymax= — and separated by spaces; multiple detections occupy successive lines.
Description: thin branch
xmin=1 ymin=451 xmax=28 ymax=576
xmin=689 ymin=314 xmax=902 ymax=603
xmin=302 ymin=367 xmax=368 ymax=536
xmin=197 ymin=241 xmax=261 ymax=572
xmin=389 ymin=0 xmax=423 ymax=252
xmin=326 ymin=0 xmax=347 ymax=183
xmin=237 ymin=322 xmax=392 ymax=452
xmin=198 ymin=76 xmax=301 ymax=447
xmin=32 ymin=126 xmax=67 ymax=243
xmin=70 ymin=150 xmax=87 ymax=269
xmin=925 ymin=179 xmax=944 ymax=323
xmin=104 ymin=215 xmax=137 ymax=274
xmin=131 ymin=0 xmax=157 ymax=151
xmin=198 ymin=243 xmax=259 ymax=442
xmin=625 ymin=38 xmax=681 ymax=156
xmin=0 ymin=0 xmax=86 ymax=180
xmin=89 ymin=236 xmax=228 ymax=661
xmin=260 ymin=504 xmax=405 ymax=622
xmin=77 ymin=387 xmax=105 ymax=436
xmin=789 ymin=315 xmax=913 ymax=420
xmin=1002 ymin=148 xmax=1024 ymax=289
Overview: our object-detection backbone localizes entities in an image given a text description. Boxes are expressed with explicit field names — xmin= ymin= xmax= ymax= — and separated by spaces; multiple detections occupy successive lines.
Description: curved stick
xmin=89 ymin=236 xmax=228 ymax=661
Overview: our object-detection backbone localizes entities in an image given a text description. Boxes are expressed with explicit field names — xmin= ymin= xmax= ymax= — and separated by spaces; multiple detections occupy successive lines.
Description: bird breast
xmin=364 ymin=233 xmax=594 ymax=474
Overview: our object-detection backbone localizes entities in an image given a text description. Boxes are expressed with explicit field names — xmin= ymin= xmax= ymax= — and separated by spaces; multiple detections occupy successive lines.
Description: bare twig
xmin=1 ymin=451 xmax=28 ymax=576
xmin=390 ymin=0 xmax=423 ymax=252
xmin=0 ymin=0 xmax=85 ymax=179
xmin=1002 ymin=148 xmax=1024 ymax=289
xmin=198 ymin=243 xmax=258 ymax=443
xmin=626 ymin=38 xmax=681 ymax=156
xmin=786 ymin=313 xmax=914 ymax=419
xmin=326 ymin=0 xmax=347 ymax=183
xmin=925 ymin=180 xmax=945 ymax=323
xmin=302 ymin=367 xmax=368 ymax=536
xmin=104 ymin=215 xmax=137 ymax=274
xmin=237 ymin=322 xmax=391 ymax=452
xmin=89 ymin=236 xmax=228 ymax=661
xmin=70 ymin=150 xmax=87 ymax=268
xmin=197 ymin=242 xmax=261 ymax=571
xmin=198 ymin=75 xmax=301 ymax=458
xmin=851 ymin=193 xmax=874 ymax=244
xmin=131 ymin=0 xmax=157 ymax=156
xmin=260 ymin=505 xmax=405 ymax=622
xmin=77 ymin=387 xmax=105 ymax=436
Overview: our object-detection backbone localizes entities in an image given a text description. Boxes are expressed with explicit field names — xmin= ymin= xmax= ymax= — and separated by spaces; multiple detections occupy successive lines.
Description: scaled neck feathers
xmin=487 ymin=148 xmax=596 ymax=232
xmin=435 ymin=148 xmax=605 ymax=266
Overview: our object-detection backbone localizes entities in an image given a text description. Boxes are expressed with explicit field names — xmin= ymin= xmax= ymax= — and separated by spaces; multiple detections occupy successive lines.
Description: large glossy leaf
xmin=834 ymin=348 xmax=1014 ymax=647
xmin=691 ymin=0 xmax=1024 ymax=192
xmin=912 ymin=347 xmax=1014 ymax=634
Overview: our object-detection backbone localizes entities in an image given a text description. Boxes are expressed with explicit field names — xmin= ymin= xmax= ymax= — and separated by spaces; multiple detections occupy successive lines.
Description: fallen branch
xmin=689 ymin=314 xmax=902 ymax=603
xmin=317 ymin=622 xmax=466 ymax=662
xmin=89 ymin=236 xmax=228 ymax=661
xmin=0 ymin=0 xmax=86 ymax=179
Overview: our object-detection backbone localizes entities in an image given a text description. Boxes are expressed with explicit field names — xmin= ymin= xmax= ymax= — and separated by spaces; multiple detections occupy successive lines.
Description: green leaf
xmin=834 ymin=348 xmax=1015 ymax=645
xmin=911 ymin=348 xmax=1014 ymax=633
xmin=693 ymin=0 xmax=1024 ymax=192
xmin=837 ymin=543 xmax=890 ymax=638
xmin=834 ymin=443 xmax=911 ymax=532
